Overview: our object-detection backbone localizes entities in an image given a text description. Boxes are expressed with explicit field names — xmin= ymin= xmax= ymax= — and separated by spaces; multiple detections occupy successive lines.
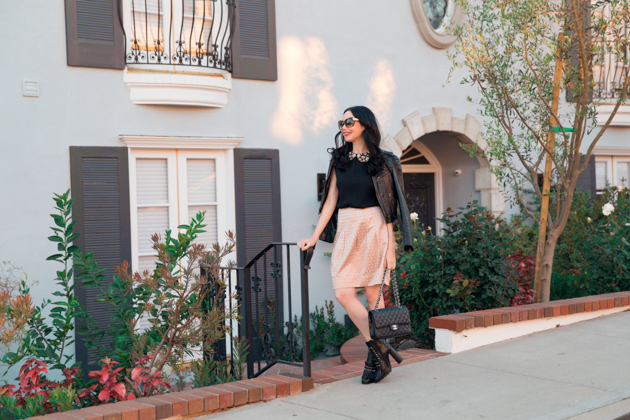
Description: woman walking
xmin=298 ymin=106 xmax=414 ymax=384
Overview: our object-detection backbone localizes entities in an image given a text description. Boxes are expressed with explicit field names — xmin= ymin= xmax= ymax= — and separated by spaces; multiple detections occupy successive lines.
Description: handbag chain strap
xmin=373 ymin=267 xmax=401 ymax=310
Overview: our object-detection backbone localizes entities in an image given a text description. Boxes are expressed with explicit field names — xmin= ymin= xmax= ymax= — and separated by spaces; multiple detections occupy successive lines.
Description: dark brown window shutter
xmin=234 ymin=149 xmax=282 ymax=314
xmin=566 ymin=0 xmax=592 ymax=102
xmin=232 ymin=0 xmax=277 ymax=81
xmin=65 ymin=0 xmax=125 ymax=69
xmin=575 ymin=154 xmax=597 ymax=199
xmin=70 ymin=147 xmax=131 ymax=372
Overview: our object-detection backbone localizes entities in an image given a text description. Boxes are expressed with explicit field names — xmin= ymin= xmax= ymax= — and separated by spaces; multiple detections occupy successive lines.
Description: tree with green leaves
xmin=448 ymin=0 xmax=630 ymax=301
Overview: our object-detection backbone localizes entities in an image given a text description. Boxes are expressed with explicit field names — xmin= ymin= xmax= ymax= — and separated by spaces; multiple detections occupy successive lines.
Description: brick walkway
xmin=255 ymin=356 xmax=342 ymax=377
xmin=306 ymin=336 xmax=446 ymax=384
xmin=256 ymin=336 xmax=446 ymax=385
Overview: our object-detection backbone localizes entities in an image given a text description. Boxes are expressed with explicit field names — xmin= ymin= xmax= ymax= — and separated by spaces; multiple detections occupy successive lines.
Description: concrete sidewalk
xmin=203 ymin=311 xmax=630 ymax=420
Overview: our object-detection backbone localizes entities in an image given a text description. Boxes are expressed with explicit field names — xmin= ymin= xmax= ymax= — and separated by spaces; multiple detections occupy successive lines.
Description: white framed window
xmin=595 ymin=156 xmax=630 ymax=193
xmin=129 ymin=149 xmax=230 ymax=273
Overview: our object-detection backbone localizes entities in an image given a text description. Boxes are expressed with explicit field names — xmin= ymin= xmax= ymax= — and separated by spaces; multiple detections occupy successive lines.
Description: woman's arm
xmin=386 ymin=222 xmax=396 ymax=269
xmin=297 ymin=171 xmax=339 ymax=250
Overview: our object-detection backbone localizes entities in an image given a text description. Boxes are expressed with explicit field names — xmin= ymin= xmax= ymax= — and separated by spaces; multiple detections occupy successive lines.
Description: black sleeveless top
xmin=335 ymin=158 xmax=380 ymax=209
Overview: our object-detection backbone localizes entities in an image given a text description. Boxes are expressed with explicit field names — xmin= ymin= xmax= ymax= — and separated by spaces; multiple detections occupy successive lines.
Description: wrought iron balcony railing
xmin=593 ymin=41 xmax=630 ymax=102
xmin=125 ymin=0 xmax=235 ymax=71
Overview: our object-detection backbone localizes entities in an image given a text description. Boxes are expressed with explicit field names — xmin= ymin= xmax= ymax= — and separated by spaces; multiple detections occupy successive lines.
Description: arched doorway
xmin=399 ymin=141 xmax=442 ymax=231
xmin=382 ymin=107 xmax=506 ymax=218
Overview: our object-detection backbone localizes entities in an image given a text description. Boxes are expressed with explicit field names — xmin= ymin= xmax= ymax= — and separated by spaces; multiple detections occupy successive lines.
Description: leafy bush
xmin=2 ymin=191 xmax=245 ymax=416
xmin=0 ymin=359 xmax=83 ymax=419
xmin=190 ymin=338 xmax=248 ymax=388
xmin=506 ymin=186 xmax=630 ymax=299
xmin=295 ymin=300 xmax=358 ymax=359
xmin=3 ymin=192 xmax=92 ymax=372
xmin=550 ymin=271 xmax=590 ymax=301
xmin=0 ymin=356 xmax=176 ymax=419
xmin=572 ymin=186 xmax=630 ymax=293
xmin=77 ymin=211 xmax=239 ymax=387
xmin=395 ymin=201 xmax=520 ymax=345
xmin=0 ymin=262 xmax=33 ymax=364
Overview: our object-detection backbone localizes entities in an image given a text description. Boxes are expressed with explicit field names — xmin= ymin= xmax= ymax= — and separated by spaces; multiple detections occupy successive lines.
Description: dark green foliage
xmin=75 ymin=258 xmax=149 ymax=373
xmin=506 ymin=186 xmax=630 ymax=299
xmin=396 ymin=201 xmax=520 ymax=346
xmin=550 ymin=271 xmax=590 ymax=300
xmin=570 ymin=187 xmax=630 ymax=294
xmin=295 ymin=300 xmax=358 ymax=359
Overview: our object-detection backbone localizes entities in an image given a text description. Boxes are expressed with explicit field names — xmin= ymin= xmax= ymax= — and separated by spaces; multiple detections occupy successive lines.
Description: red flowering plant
xmin=87 ymin=358 xmax=135 ymax=403
xmin=0 ymin=359 xmax=87 ymax=418
xmin=508 ymin=253 xmax=535 ymax=306
xmin=127 ymin=355 xmax=171 ymax=397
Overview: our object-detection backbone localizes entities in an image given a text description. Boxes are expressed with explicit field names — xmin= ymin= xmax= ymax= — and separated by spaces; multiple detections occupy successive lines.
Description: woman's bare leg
xmin=364 ymin=284 xmax=385 ymax=312
xmin=334 ymin=287 xmax=371 ymax=341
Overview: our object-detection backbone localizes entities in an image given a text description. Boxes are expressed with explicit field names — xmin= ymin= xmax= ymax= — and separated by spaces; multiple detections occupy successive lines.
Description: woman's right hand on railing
xmin=297 ymin=236 xmax=318 ymax=251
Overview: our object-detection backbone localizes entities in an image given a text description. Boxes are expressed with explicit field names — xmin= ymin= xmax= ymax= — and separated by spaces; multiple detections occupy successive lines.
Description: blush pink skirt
xmin=331 ymin=206 xmax=390 ymax=289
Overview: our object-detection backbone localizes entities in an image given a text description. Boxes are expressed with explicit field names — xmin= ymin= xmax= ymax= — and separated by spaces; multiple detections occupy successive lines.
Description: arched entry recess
xmin=381 ymin=107 xmax=506 ymax=217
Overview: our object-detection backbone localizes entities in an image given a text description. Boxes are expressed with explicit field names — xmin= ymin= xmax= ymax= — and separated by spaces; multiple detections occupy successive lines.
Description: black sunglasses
xmin=338 ymin=117 xmax=360 ymax=130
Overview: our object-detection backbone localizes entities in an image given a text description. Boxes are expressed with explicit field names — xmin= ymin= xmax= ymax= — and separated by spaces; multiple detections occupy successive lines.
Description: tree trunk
xmin=540 ymin=229 xmax=561 ymax=302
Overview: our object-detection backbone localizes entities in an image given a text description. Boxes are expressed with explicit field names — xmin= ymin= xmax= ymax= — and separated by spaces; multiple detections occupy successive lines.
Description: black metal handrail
xmin=212 ymin=243 xmax=314 ymax=378
xmin=125 ymin=0 xmax=235 ymax=71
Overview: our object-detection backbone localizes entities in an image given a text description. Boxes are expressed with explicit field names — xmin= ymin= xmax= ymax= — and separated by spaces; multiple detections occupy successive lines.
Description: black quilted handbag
xmin=368 ymin=268 xmax=411 ymax=340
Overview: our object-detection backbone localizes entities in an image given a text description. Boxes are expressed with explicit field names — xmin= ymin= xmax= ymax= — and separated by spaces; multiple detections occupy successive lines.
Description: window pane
xmin=596 ymin=161 xmax=608 ymax=190
xmin=189 ymin=205 xmax=217 ymax=246
xmin=130 ymin=0 xmax=164 ymax=52
xmin=187 ymin=159 xmax=216 ymax=203
xmin=137 ymin=207 xmax=169 ymax=255
xmin=137 ymin=159 xmax=168 ymax=205
xmin=616 ymin=162 xmax=629 ymax=187
xmin=183 ymin=0 xmax=213 ymax=54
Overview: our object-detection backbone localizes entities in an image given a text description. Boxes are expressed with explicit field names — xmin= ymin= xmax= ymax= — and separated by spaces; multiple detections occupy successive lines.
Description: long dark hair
xmin=328 ymin=105 xmax=385 ymax=175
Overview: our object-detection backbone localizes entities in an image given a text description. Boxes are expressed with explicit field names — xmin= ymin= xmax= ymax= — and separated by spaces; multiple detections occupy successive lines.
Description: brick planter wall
xmin=26 ymin=374 xmax=313 ymax=420
xmin=429 ymin=291 xmax=630 ymax=353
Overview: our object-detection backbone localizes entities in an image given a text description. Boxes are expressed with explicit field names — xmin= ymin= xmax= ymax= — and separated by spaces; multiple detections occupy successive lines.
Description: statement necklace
xmin=349 ymin=151 xmax=370 ymax=163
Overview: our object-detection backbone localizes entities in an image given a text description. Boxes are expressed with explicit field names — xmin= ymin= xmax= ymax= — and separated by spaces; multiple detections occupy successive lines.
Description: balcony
xmin=593 ymin=38 xmax=630 ymax=126
xmin=122 ymin=0 xmax=235 ymax=107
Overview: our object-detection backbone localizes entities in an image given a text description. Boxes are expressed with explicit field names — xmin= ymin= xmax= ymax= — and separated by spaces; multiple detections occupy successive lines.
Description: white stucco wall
xmin=2 ymin=0 xmax=628 ymax=380
xmin=419 ymin=133 xmax=481 ymax=211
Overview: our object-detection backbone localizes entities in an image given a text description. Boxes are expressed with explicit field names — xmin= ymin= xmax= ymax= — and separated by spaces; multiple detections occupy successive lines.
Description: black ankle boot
xmin=375 ymin=338 xmax=404 ymax=365
xmin=365 ymin=340 xmax=391 ymax=383
xmin=361 ymin=342 xmax=378 ymax=385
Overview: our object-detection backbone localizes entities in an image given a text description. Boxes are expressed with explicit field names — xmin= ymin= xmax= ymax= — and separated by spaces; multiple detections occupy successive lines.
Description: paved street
xmin=201 ymin=311 xmax=630 ymax=420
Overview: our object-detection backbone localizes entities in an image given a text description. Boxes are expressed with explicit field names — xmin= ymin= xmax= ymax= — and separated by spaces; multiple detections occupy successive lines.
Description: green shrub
xmin=573 ymin=187 xmax=630 ymax=293
xmin=190 ymin=338 xmax=249 ymax=388
xmin=507 ymin=186 xmax=630 ymax=299
xmin=550 ymin=271 xmax=590 ymax=301
xmin=295 ymin=300 xmax=358 ymax=359
xmin=396 ymin=201 xmax=520 ymax=346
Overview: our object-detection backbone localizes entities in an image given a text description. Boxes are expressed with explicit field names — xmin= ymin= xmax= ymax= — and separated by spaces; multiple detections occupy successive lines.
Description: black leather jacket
xmin=318 ymin=150 xmax=414 ymax=252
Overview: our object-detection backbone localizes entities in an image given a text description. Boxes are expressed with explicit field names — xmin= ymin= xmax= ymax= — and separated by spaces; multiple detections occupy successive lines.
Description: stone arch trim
xmin=382 ymin=107 xmax=505 ymax=216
